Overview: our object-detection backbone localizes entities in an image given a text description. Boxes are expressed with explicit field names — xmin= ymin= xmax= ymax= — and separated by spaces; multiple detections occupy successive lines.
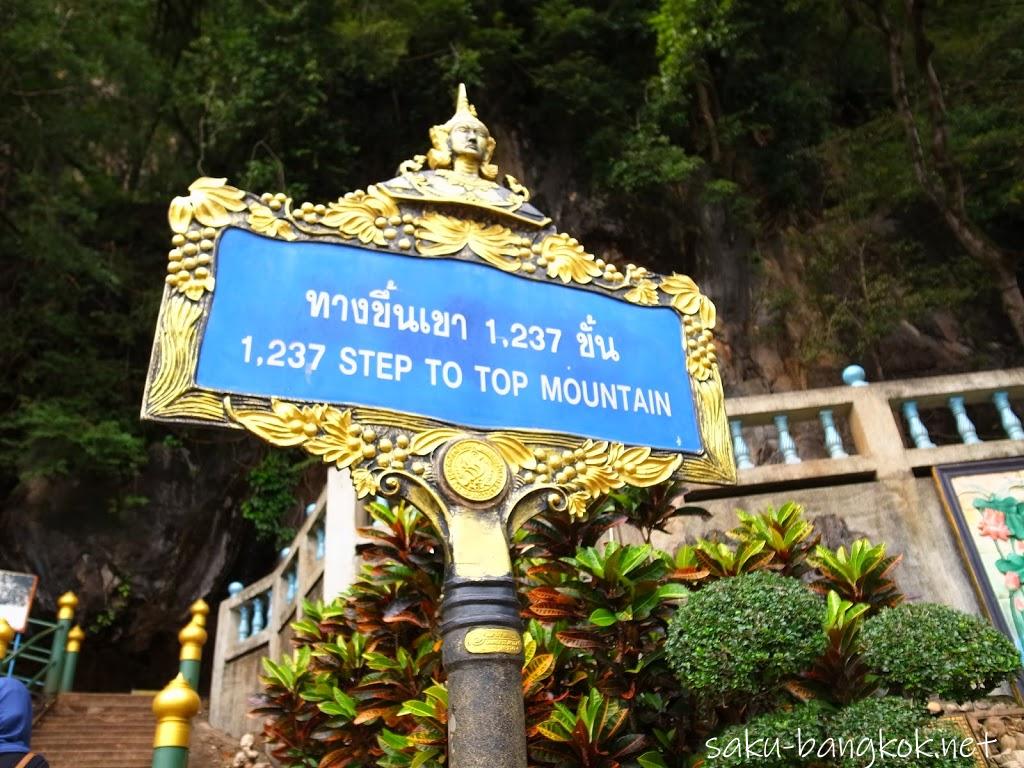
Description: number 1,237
xmin=241 ymin=336 xmax=326 ymax=370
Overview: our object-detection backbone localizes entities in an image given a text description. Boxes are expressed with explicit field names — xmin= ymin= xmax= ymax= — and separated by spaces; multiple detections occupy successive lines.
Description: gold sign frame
xmin=142 ymin=91 xmax=735 ymax=521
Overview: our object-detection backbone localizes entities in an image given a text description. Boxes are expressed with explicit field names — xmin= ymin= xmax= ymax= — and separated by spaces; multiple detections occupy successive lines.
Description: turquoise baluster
xmin=305 ymin=502 xmax=317 ymax=517
xmin=842 ymin=364 xmax=868 ymax=387
xmin=251 ymin=596 xmax=265 ymax=634
xmin=949 ymin=396 xmax=981 ymax=445
xmin=315 ymin=526 xmax=326 ymax=560
xmin=279 ymin=547 xmax=290 ymax=561
xmin=286 ymin=569 xmax=297 ymax=604
xmin=237 ymin=603 xmax=250 ymax=642
xmin=819 ymin=409 xmax=849 ymax=459
xmin=730 ymin=420 xmax=755 ymax=470
xmin=774 ymin=414 xmax=801 ymax=464
xmin=993 ymin=391 xmax=1024 ymax=440
xmin=901 ymin=401 xmax=936 ymax=448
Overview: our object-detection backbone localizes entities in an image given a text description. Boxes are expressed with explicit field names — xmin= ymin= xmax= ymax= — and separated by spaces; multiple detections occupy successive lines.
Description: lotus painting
xmin=935 ymin=458 xmax=1024 ymax=697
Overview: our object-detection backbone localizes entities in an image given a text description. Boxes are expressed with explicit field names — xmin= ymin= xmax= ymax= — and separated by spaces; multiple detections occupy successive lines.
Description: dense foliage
xmin=3 ymin=0 xmax=1024 ymax=525
xmin=257 ymin=494 xmax=1020 ymax=768
xmin=861 ymin=602 xmax=1021 ymax=702
xmin=665 ymin=571 xmax=826 ymax=702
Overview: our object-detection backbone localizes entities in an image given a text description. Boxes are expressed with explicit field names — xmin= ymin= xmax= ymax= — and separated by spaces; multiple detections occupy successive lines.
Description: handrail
xmin=2 ymin=624 xmax=57 ymax=665
xmin=26 ymin=618 xmax=57 ymax=630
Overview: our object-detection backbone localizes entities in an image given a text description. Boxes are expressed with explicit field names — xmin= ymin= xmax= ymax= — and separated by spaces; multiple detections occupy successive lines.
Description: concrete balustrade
xmin=723 ymin=368 xmax=1024 ymax=488
xmin=210 ymin=471 xmax=366 ymax=737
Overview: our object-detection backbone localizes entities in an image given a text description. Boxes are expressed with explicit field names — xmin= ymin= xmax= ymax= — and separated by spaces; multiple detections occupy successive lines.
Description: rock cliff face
xmin=0 ymin=433 xmax=273 ymax=690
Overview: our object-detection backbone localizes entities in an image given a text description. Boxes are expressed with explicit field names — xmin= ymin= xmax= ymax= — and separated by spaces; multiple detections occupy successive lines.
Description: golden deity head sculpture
xmin=427 ymin=84 xmax=498 ymax=180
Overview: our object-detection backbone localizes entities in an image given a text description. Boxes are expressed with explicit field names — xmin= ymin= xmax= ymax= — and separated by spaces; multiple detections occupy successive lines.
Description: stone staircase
xmin=32 ymin=692 xmax=155 ymax=768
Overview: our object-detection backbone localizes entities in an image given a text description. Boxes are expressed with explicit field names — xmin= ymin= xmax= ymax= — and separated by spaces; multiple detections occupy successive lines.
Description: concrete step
xmin=32 ymin=692 xmax=159 ymax=768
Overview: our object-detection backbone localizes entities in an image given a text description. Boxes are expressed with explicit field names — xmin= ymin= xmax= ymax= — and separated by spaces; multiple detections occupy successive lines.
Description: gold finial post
xmin=60 ymin=625 xmax=85 ymax=692
xmin=151 ymin=673 xmax=201 ymax=768
xmin=188 ymin=598 xmax=210 ymax=628
xmin=0 ymin=618 xmax=14 ymax=661
xmin=178 ymin=599 xmax=209 ymax=690
xmin=44 ymin=590 xmax=78 ymax=696
xmin=57 ymin=592 xmax=79 ymax=621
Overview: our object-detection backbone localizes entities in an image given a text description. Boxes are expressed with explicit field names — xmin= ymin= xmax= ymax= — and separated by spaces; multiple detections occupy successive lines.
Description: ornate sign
xmin=141 ymin=85 xmax=734 ymax=520
xmin=0 ymin=570 xmax=38 ymax=634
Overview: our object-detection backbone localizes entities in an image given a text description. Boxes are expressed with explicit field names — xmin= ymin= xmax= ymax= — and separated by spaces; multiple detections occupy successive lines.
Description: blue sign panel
xmin=196 ymin=228 xmax=701 ymax=452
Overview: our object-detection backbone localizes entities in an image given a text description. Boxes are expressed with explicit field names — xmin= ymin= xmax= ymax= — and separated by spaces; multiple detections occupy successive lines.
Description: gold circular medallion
xmin=442 ymin=439 xmax=507 ymax=502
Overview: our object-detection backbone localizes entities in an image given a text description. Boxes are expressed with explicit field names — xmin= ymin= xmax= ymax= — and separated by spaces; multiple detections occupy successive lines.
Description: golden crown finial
xmin=455 ymin=83 xmax=475 ymax=118
xmin=152 ymin=673 xmax=201 ymax=748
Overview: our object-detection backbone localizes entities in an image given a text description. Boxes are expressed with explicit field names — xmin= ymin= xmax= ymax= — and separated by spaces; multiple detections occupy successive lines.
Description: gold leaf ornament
xmin=247 ymin=204 xmax=297 ymax=241
xmin=415 ymin=213 xmax=522 ymax=272
xmin=321 ymin=186 xmax=399 ymax=246
xmin=565 ymin=492 xmax=591 ymax=520
xmin=351 ymin=468 xmax=380 ymax=497
xmin=538 ymin=233 xmax=603 ymax=284
xmin=624 ymin=278 xmax=659 ymax=306
xmin=488 ymin=434 xmax=537 ymax=473
xmin=225 ymin=398 xmax=326 ymax=447
xmin=169 ymin=177 xmax=247 ymax=233
xmin=660 ymin=274 xmax=717 ymax=328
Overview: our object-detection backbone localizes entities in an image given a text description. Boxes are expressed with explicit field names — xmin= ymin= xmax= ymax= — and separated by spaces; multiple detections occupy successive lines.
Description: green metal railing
xmin=0 ymin=592 xmax=82 ymax=697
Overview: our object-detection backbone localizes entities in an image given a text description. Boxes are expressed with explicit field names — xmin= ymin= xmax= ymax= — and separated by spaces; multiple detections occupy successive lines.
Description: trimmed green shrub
xmin=862 ymin=603 xmax=1022 ymax=701
xmin=702 ymin=701 xmax=828 ymax=768
xmin=827 ymin=696 xmax=975 ymax=768
xmin=665 ymin=571 xmax=826 ymax=702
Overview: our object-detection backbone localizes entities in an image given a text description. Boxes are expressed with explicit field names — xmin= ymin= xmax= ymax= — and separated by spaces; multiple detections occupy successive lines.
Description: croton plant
xmin=254 ymin=493 xmax=1021 ymax=768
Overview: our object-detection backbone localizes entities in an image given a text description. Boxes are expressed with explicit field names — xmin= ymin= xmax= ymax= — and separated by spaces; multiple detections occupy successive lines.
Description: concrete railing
xmin=719 ymin=367 xmax=1024 ymax=494
xmin=209 ymin=470 xmax=365 ymax=737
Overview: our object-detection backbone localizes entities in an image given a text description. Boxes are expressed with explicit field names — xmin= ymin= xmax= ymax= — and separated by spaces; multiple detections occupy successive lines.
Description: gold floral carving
xmin=247 ymin=203 xmax=297 ymax=241
xmin=221 ymin=396 xmax=692 ymax=518
xmin=535 ymin=233 xmax=603 ymax=284
xmin=678 ymin=370 xmax=736 ymax=485
xmin=415 ymin=213 xmax=528 ymax=272
xmin=320 ymin=186 xmax=401 ymax=246
xmin=144 ymin=296 xmax=226 ymax=422
xmin=624 ymin=278 xmax=659 ymax=306
xmin=661 ymin=273 xmax=717 ymax=328
xmin=169 ymin=177 xmax=246 ymax=233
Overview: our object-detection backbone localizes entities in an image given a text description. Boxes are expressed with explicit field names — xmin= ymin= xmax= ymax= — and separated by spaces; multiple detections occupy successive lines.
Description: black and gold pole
xmin=378 ymin=438 xmax=560 ymax=768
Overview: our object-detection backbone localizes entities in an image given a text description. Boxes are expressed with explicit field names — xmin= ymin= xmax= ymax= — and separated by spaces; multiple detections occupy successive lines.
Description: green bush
xmin=861 ymin=603 xmax=1022 ymax=701
xmin=665 ymin=571 xmax=826 ymax=703
xmin=703 ymin=701 xmax=828 ymax=768
xmin=827 ymin=697 xmax=975 ymax=768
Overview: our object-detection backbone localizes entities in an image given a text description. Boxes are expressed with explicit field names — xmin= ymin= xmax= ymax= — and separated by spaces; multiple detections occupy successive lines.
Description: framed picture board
xmin=0 ymin=570 xmax=38 ymax=634
xmin=934 ymin=458 xmax=1024 ymax=698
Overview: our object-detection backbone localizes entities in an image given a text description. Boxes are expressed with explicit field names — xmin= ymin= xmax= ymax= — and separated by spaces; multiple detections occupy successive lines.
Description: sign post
xmin=142 ymin=85 xmax=735 ymax=768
